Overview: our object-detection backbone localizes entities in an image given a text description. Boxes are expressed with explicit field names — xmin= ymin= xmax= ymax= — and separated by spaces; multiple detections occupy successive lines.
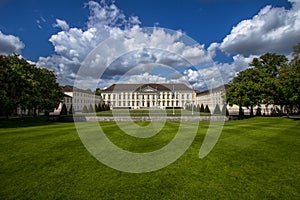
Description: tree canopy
xmin=0 ymin=55 xmax=63 ymax=117
xmin=227 ymin=44 xmax=300 ymax=115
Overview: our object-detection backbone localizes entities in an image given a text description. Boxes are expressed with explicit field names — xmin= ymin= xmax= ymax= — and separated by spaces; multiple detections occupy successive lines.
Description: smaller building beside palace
xmin=52 ymin=85 xmax=102 ymax=114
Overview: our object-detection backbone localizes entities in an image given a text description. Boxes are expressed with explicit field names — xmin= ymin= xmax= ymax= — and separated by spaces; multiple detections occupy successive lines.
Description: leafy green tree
xmin=0 ymin=54 xmax=63 ymax=118
xmin=250 ymin=53 xmax=288 ymax=114
xmin=227 ymin=68 xmax=262 ymax=116
xmin=277 ymin=43 xmax=300 ymax=113
xmin=227 ymin=53 xmax=288 ymax=116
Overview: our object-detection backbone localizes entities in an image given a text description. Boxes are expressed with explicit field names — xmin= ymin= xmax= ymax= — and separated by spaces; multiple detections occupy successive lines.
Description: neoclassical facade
xmin=101 ymin=83 xmax=194 ymax=109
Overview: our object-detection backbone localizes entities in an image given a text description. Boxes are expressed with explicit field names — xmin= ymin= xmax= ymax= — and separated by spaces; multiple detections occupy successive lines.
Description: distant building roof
xmin=62 ymin=85 xmax=99 ymax=95
xmin=197 ymin=84 xmax=228 ymax=96
xmin=103 ymin=83 xmax=192 ymax=92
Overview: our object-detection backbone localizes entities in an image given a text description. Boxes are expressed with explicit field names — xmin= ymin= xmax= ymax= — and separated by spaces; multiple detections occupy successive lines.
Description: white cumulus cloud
xmin=37 ymin=0 xmax=213 ymax=89
xmin=0 ymin=31 xmax=24 ymax=55
xmin=220 ymin=0 xmax=300 ymax=56
xmin=54 ymin=19 xmax=70 ymax=31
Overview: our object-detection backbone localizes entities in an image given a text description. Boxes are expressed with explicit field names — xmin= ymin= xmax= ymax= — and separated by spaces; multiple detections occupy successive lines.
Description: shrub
xmin=69 ymin=104 xmax=74 ymax=115
xmin=88 ymin=104 xmax=94 ymax=113
xmin=60 ymin=104 xmax=68 ymax=115
xmin=200 ymin=104 xmax=204 ymax=112
xmin=222 ymin=104 xmax=229 ymax=116
xmin=82 ymin=105 xmax=88 ymax=113
xmin=204 ymin=105 xmax=210 ymax=113
xmin=213 ymin=104 xmax=221 ymax=115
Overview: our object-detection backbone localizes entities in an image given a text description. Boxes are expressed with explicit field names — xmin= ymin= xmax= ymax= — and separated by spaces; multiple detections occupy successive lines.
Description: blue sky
xmin=0 ymin=0 xmax=299 ymax=89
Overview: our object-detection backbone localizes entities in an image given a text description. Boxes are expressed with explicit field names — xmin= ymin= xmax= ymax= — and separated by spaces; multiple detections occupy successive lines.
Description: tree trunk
xmin=250 ymin=105 xmax=254 ymax=116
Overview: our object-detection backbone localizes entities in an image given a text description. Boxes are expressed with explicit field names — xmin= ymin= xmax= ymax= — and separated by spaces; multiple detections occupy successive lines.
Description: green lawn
xmin=0 ymin=117 xmax=299 ymax=199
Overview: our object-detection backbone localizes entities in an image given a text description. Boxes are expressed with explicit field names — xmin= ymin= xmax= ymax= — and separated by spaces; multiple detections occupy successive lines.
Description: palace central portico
xmin=101 ymin=83 xmax=193 ymax=109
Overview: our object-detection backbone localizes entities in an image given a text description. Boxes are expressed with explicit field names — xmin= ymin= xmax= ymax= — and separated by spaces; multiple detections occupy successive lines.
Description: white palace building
xmin=101 ymin=83 xmax=194 ymax=110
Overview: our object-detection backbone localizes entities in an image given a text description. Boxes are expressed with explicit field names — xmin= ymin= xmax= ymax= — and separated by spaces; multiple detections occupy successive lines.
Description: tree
xmin=98 ymin=103 xmax=103 ymax=112
xmin=60 ymin=104 xmax=68 ymax=115
xmin=204 ymin=105 xmax=210 ymax=113
xmin=221 ymin=104 xmax=229 ymax=116
xmin=213 ymin=104 xmax=221 ymax=115
xmin=200 ymin=104 xmax=204 ymax=112
xmin=88 ymin=104 xmax=94 ymax=113
xmin=227 ymin=52 xmax=289 ymax=116
xmin=69 ymin=104 xmax=74 ymax=115
xmin=277 ymin=43 xmax=300 ymax=114
xmin=0 ymin=54 xmax=63 ymax=118
xmin=227 ymin=68 xmax=262 ymax=116
xmin=82 ymin=105 xmax=88 ymax=113
xmin=196 ymin=104 xmax=200 ymax=112
xmin=250 ymin=53 xmax=288 ymax=114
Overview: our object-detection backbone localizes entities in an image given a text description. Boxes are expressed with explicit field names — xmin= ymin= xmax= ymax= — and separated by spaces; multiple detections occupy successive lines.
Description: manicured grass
xmin=0 ymin=117 xmax=299 ymax=199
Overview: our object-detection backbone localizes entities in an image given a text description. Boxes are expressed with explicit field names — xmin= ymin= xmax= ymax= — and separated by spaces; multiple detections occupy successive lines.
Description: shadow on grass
xmin=0 ymin=116 xmax=54 ymax=128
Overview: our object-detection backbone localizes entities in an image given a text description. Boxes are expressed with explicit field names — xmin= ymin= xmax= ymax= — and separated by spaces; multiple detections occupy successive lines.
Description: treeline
xmin=60 ymin=103 xmax=110 ymax=115
xmin=227 ymin=43 xmax=300 ymax=116
xmin=186 ymin=103 xmax=229 ymax=115
xmin=0 ymin=55 xmax=63 ymax=118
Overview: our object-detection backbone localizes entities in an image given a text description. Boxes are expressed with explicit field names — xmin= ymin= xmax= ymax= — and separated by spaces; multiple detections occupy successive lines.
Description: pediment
xmin=142 ymin=86 xmax=157 ymax=92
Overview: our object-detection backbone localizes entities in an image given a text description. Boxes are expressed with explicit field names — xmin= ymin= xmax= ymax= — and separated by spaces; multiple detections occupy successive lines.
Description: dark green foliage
xmin=95 ymin=104 xmax=99 ymax=112
xmin=0 ymin=54 xmax=63 ymax=117
xmin=82 ymin=105 xmax=88 ymax=113
xmin=69 ymin=104 xmax=74 ymax=115
xmin=99 ymin=104 xmax=103 ymax=112
xmin=227 ymin=44 xmax=300 ymax=115
xmin=204 ymin=105 xmax=210 ymax=113
xmin=213 ymin=104 xmax=221 ymax=115
xmin=88 ymin=104 xmax=94 ymax=113
xmin=200 ymin=104 xmax=204 ymax=112
xmin=196 ymin=104 xmax=200 ymax=112
xmin=239 ymin=107 xmax=244 ymax=116
xmin=60 ymin=104 xmax=68 ymax=115
xmin=256 ymin=107 xmax=262 ymax=116
xmin=222 ymin=104 xmax=229 ymax=116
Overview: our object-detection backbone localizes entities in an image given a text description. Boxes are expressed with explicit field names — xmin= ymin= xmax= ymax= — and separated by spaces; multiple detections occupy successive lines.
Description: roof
xmin=197 ymin=84 xmax=228 ymax=96
xmin=62 ymin=85 xmax=100 ymax=96
xmin=103 ymin=83 xmax=192 ymax=92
